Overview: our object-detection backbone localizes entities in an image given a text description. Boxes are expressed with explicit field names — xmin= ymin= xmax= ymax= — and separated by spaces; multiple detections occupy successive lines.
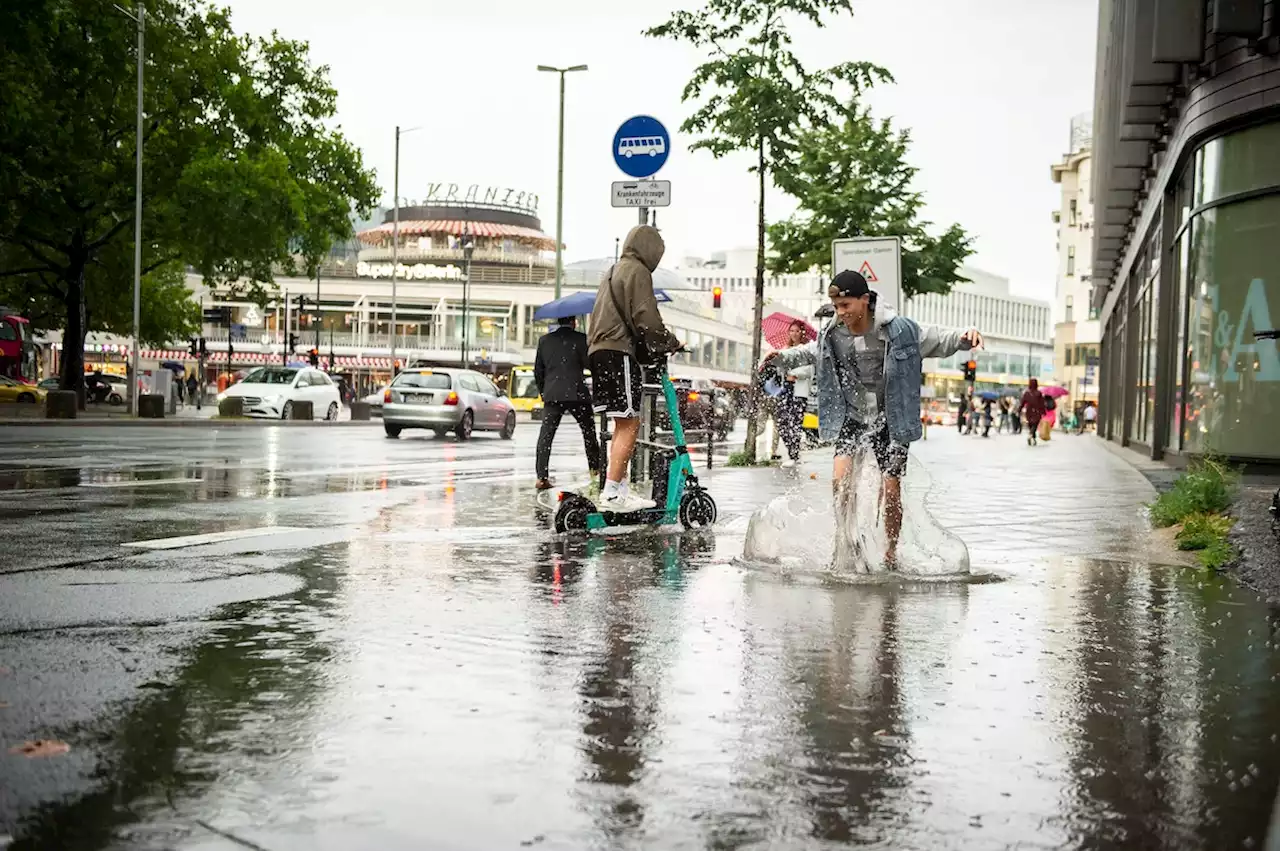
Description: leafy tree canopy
xmin=0 ymin=0 xmax=379 ymax=382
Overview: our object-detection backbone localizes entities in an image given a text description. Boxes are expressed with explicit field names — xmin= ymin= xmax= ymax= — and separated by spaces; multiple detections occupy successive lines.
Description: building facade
xmin=902 ymin=266 xmax=1054 ymax=409
xmin=1051 ymin=114 xmax=1103 ymax=410
xmin=1091 ymin=0 xmax=1280 ymax=461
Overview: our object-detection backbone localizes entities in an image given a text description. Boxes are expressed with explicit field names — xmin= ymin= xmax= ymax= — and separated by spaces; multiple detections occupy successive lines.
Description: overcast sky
xmin=221 ymin=0 xmax=1097 ymax=301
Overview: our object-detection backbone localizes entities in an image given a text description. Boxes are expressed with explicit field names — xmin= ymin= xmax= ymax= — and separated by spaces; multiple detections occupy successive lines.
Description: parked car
xmin=0 ymin=376 xmax=45 ymax=404
xmin=362 ymin=386 xmax=387 ymax=417
xmin=382 ymin=367 xmax=516 ymax=440
xmin=656 ymin=378 xmax=734 ymax=439
xmin=37 ymin=377 xmax=59 ymax=391
xmin=216 ymin=366 xmax=342 ymax=420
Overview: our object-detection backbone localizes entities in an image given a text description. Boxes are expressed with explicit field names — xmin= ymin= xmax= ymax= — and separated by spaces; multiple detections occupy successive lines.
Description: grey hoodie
xmin=588 ymin=225 xmax=680 ymax=358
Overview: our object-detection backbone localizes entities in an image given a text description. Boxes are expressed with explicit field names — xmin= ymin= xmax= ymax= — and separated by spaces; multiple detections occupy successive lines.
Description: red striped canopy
xmin=357 ymin=219 xmax=554 ymax=249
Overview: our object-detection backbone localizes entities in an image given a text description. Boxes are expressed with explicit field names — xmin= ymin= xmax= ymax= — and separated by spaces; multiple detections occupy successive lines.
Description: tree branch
xmin=0 ymin=265 xmax=57 ymax=279
xmin=87 ymin=216 xmax=133 ymax=252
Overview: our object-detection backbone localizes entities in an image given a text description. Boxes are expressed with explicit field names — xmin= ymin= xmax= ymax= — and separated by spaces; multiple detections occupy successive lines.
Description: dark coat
xmin=535 ymin=326 xmax=591 ymax=403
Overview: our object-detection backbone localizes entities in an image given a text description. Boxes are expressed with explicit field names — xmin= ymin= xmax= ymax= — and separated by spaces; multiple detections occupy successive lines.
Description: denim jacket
xmin=774 ymin=306 xmax=972 ymax=446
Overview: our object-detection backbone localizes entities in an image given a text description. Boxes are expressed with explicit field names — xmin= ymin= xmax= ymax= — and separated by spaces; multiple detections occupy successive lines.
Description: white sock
xmin=603 ymin=479 xmax=622 ymax=498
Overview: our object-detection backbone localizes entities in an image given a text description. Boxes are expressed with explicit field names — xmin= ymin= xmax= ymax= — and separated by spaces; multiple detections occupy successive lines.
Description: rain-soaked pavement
xmin=1 ymin=421 xmax=1278 ymax=850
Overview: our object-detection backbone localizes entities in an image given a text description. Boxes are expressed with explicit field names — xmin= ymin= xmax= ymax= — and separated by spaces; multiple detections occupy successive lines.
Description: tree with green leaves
xmin=768 ymin=111 xmax=974 ymax=299
xmin=647 ymin=0 xmax=890 ymax=462
xmin=0 ymin=0 xmax=379 ymax=399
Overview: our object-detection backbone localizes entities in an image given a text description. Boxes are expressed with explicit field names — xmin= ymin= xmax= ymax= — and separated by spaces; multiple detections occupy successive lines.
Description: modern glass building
xmin=1091 ymin=0 xmax=1280 ymax=461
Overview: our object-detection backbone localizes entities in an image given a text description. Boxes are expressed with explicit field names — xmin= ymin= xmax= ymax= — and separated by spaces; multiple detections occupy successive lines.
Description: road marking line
xmin=81 ymin=478 xmax=203 ymax=488
xmin=122 ymin=526 xmax=307 ymax=550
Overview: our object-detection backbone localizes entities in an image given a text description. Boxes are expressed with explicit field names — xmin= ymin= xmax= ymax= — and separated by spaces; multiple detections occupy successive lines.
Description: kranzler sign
xmin=400 ymin=183 xmax=540 ymax=214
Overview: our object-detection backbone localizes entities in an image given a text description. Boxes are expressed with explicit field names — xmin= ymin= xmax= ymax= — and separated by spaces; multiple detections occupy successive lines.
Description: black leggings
xmin=774 ymin=393 xmax=806 ymax=461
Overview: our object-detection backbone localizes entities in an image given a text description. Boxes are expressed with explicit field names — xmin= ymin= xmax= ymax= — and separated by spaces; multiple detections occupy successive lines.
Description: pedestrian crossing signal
xmin=712 ymin=286 xmax=722 ymax=309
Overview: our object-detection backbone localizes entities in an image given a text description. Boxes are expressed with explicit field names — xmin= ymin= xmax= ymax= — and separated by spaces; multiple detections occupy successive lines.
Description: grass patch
xmin=1150 ymin=458 xmax=1239 ymax=570
xmin=726 ymin=451 xmax=773 ymax=468
xmin=1148 ymin=456 xmax=1237 ymax=527
xmin=1175 ymin=512 xmax=1233 ymax=550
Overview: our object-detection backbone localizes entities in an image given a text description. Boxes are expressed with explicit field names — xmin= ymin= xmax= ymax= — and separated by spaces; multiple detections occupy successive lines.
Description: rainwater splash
xmin=743 ymin=444 xmax=970 ymax=580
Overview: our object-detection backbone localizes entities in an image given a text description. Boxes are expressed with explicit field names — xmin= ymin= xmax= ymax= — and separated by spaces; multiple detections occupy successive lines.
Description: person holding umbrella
xmin=761 ymin=315 xmax=816 ymax=468
xmin=533 ymin=315 xmax=599 ymax=491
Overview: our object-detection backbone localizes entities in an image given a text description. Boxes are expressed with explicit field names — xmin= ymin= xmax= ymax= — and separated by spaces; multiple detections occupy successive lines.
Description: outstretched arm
xmin=918 ymin=323 xmax=983 ymax=359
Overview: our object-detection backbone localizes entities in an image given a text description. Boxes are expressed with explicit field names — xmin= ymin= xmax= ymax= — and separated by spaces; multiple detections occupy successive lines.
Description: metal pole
xmin=315 ymin=269 xmax=322 ymax=353
xmin=391 ymin=125 xmax=400 ymax=376
xmin=129 ymin=1 xmax=144 ymax=415
xmin=554 ymin=71 xmax=566 ymax=300
xmin=461 ymin=244 xmax=472 ymax=368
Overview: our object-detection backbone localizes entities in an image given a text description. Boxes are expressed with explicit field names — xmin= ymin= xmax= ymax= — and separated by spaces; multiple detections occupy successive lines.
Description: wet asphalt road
xmin=1 ymin=421 xmax=1279 ymax=851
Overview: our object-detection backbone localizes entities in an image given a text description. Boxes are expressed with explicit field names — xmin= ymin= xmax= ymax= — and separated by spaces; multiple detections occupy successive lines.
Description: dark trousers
xmin=775 ymin=393 xmax=806 ymax=461
xmin=536 ymin=400 xmax=601 ymax=480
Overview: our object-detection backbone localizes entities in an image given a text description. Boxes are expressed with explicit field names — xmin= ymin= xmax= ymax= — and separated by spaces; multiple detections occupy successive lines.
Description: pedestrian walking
xmin=1083 ymin=401 xmax=1097 ymax=432
xmin=587 ymin=224 xmax=683 ymax=512
xmin=998 ymin=397 xmax=1011 ymax=433
xmin=186 ymin=373 xmax=199 ymax=410
xmin=772 ymin=319 xmax=814 ymax=469
xmin=1041 ymin=392 xmax=1057 ymax=441
xmin=1019 ymin=378 xmax=1046 ymax=446
xmin=763 ymin=270 xmax=982 ymax=569
xmin=982 ymin=397 xmax=994 ymax=437
xmin=956 ymin=394 xmax=968 ymax=434
xmin=534 ymin=316 xmax=601 ymax=491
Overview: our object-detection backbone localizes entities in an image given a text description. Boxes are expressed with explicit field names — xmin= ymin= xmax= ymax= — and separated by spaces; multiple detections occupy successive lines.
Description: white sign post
xmin=611 ymin=180 xmax=671 ymax=208
xmin=832 ymin=237 xmax=902 ymax=310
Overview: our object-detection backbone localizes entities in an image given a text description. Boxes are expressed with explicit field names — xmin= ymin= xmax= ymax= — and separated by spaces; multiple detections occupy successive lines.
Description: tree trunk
xmin=741 ymin=135 xmax=768 ymax=463
xmin=60 ymin=248 xmax=87 ymax=409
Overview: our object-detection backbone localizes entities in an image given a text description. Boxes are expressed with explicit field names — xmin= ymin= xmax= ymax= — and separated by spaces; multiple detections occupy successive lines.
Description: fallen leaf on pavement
xmin=9 ymin=740 xmax=70 ymax=758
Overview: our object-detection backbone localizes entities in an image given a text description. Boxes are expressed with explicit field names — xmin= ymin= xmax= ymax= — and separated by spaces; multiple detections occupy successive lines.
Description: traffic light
xmin=198 ymin=337 xmax=207 ymax=356
xmin=712 ymin=286 xmax=722 ymax=309
xmin=287 ymin=333 xmax=298 ymax=352
xmin=308 ymin=348 xmax=319 ymax=367
xmin=963 ymin=359 xmax=977 ymax=383
xmin=188 ymin=338 xmax=198 ymax=356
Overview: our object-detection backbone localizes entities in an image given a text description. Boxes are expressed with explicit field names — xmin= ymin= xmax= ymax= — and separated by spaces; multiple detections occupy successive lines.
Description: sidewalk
xmin=710 ymin=427 xmax=1163 ymax=570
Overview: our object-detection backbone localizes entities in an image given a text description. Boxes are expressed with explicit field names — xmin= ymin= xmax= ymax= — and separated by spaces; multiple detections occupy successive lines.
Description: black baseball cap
xmin=828 ymin=270 xmax=871 ymax=298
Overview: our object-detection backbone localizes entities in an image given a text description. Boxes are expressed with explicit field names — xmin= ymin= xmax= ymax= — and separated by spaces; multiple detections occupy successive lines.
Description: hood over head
xmin=621 ymin=225 xmax=664 ymax=272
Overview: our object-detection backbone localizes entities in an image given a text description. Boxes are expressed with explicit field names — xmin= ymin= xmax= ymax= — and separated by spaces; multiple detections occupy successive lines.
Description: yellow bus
xmin=507 ymin=366 xmax=540 ymax=413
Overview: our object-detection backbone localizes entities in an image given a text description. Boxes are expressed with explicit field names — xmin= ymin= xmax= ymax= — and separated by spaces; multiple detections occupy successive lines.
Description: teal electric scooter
xmin=553 ymin=357 xmax=717 ymax=533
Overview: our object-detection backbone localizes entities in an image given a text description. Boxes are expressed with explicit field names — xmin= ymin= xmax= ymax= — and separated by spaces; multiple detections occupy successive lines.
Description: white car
xmin=217 ymin=366 xmax=342 ymax=420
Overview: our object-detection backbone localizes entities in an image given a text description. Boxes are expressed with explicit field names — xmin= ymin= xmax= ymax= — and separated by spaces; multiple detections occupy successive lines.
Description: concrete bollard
xmin=287 ymin=400 xmax=314 ymax=420
xmin=218 ymin=397 xmax=244 ymax=418
xmin=350 ymin=401 xmax=372 ymax=421
xmin=45 ymin=391 xmax=78 ymax=419
xmin=138 ymin=394 xmax=166 ymax=418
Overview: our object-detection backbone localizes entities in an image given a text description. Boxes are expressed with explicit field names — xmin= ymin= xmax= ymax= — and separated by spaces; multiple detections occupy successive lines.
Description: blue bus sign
xmin=612 ymin=115 xmax=670 ymax=178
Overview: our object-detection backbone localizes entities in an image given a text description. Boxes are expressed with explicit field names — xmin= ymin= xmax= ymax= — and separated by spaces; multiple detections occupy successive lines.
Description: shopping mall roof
xmin=357 ymin=219 xmax=555 ymax=250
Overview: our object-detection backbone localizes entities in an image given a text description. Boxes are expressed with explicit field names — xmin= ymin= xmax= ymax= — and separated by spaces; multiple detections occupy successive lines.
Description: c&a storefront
xmin=1098 ymin=120 xmax=1279 ymax=462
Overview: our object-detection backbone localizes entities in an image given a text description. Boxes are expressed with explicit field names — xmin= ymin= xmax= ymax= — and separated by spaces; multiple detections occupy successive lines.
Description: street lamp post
xmin=460 ymin=235 xmax=474 ymax=368
xmin=390 ymin=124 xmax=421 ymax=377
xmin=537 ymin=64 xmax=587 ymax=300
xmin=115 ymin=1 xmax=145 ymax=415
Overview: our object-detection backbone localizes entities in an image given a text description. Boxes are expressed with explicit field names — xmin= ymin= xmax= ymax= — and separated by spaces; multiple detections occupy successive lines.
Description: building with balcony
xmin=1050 ymin=114 xmax=1102 ymax=409
xmin=1091 ymin=0 xmax=1280 ymax=461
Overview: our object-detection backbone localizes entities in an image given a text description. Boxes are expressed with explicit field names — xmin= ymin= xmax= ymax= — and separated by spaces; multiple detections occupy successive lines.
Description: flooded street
xmin=2 ymin=423 xmax=1278 ymax=850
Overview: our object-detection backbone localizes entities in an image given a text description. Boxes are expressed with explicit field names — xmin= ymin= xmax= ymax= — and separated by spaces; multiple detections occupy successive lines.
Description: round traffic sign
xmin=612 ymin=115 xmax=670 ymax=178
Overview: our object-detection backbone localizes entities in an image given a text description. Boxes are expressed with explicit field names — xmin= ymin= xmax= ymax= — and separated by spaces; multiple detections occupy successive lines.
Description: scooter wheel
xmin=554 ymin=496 xmax=592 ymax=534
xmin=678 ymin=489 xmax=717 ymax=530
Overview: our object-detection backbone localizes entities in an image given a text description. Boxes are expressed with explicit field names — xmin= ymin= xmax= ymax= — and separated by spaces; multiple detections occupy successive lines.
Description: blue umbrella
xmin=976 ymin=390 xmax=1001 ymax=401
xmin=533 ymin=289 xmax=671 ymax=321
xmin=160 ymin=360 xmax=185 ymax=373
xmin=285 ymin=361 xmax=309 ymax=369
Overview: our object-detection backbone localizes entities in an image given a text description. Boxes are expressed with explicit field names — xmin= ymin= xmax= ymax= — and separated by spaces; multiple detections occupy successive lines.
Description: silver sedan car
xmin=381 ymin=367 xmax=516 ymax=440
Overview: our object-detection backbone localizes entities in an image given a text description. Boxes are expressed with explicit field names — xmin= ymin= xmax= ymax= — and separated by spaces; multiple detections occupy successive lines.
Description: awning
xmin=357 ymin=220 xmax=554 ymax=248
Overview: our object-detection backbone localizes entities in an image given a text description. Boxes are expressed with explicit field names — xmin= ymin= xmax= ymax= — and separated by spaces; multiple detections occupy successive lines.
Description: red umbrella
xmin=762 ymin=312 xmax=816 ymax=350
xmin=1040 ymin=385 xmax=1069 ymax=398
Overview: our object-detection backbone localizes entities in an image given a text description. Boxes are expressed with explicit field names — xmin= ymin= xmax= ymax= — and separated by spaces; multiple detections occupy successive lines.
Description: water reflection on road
xmin=1 ymin=428 xmax=1278 ymax=850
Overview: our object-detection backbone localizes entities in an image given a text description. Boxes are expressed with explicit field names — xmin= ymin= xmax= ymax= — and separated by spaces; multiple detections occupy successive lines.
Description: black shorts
xmin=834 ymin=417 xmax=908 ymax=478
xmin=588 ymin=349 xmax=642 ymax=419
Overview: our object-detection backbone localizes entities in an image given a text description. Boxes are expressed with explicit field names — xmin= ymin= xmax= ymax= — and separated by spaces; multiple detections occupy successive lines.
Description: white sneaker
xmin=780 ymin=459 xmax=796 ymax=469
xmin=601 ymin=491 xmax=656 ymax=513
